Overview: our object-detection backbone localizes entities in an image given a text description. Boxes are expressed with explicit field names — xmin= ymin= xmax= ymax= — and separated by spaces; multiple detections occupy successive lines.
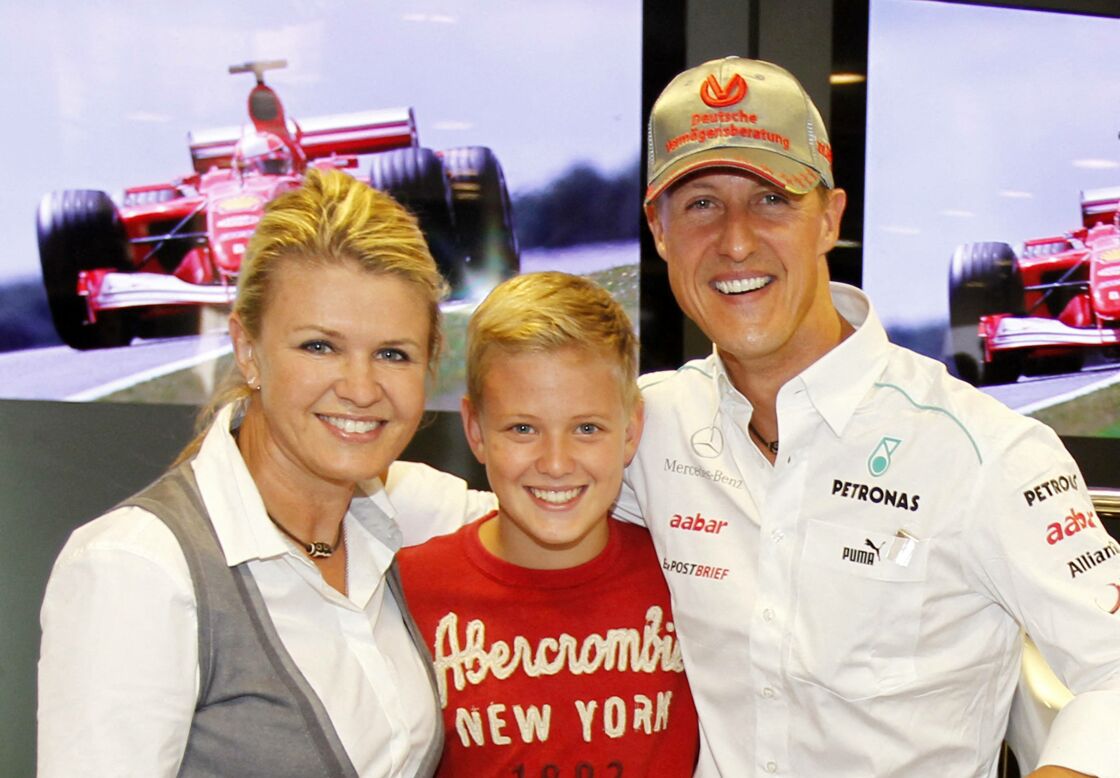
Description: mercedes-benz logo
xmin=690 ymin=425 xmax=723 ymax=458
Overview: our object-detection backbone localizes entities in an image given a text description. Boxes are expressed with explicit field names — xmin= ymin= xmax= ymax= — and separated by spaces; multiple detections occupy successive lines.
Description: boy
xmin=397 ymin=271 xmax=699 ymax=777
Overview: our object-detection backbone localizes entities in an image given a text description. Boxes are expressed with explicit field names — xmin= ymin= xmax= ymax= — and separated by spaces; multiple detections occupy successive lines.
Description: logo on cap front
xmin=700 ymin=73 xmax=747 ymax=108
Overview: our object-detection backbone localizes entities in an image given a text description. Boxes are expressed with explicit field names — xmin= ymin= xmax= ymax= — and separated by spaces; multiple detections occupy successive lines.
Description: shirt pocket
xmin=787 ymin=517 xmax=930 ymax=701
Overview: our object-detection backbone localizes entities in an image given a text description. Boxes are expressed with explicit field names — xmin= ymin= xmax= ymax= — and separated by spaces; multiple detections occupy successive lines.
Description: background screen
xmin=0 ymin=0 xmax=643 ymax=409
xmin=863 ymin=0 xmax=1120 ymax=438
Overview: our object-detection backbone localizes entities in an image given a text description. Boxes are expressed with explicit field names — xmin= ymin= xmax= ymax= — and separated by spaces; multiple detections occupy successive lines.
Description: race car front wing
xmin=79 ymin=270 xmax=237 ymax=318
xmin=982 ymin=314 xmax=1120 ymax=353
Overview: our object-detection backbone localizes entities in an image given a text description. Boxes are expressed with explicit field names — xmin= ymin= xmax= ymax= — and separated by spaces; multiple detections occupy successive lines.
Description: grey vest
xmin=124 ymin=464 xmax=444 ymax=777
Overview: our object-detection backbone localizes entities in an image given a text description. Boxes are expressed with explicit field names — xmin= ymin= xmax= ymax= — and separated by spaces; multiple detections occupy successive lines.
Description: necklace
xmin=269 ymin=515 xmax=343 ymax=559
xmin=748 ymin=422 xmax=779 ymax=456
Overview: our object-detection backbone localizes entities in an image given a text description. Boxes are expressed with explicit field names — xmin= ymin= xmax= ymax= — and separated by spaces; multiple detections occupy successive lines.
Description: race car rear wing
xmin=1081 ymin=185 xmax=1120 ymax=229
xmin=187 ymin=107 xmax=418 ymax=173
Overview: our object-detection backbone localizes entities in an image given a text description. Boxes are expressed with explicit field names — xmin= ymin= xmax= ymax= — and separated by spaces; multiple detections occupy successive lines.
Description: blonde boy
xmin=397 ymin=271 xmax=698 ymax=776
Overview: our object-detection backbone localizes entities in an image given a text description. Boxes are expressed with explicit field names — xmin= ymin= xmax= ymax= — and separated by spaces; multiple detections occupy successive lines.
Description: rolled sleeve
xmin=1036 ymin=690 xmax=1120 ymax=778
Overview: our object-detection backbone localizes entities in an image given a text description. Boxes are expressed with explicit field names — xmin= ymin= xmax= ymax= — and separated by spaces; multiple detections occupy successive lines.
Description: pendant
xmin=307 ymin=542 xmax=334 ymax=559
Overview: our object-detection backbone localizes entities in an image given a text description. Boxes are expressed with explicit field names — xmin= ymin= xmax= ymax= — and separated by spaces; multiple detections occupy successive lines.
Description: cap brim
xmin=644 ymin=147 xmax=824 ymax=205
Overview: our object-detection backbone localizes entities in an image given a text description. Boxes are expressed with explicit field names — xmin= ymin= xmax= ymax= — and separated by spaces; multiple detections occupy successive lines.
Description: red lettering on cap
xmin=817 ymin=140 xmax=833 ymax=164
xmin=700 ymin=73 xmax=747 ymax=108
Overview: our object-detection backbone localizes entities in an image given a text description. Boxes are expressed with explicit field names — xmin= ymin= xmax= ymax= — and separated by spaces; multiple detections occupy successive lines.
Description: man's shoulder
xmin=638 ymin=357 xmax=718 ymax=403
xmin=877 ymin=343 xmax=1064 ymax=462
xmin=881 ymin=344 xmax=1007 ymax=414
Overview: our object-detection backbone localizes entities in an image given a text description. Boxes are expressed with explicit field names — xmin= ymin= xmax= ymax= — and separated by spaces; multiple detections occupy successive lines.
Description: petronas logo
xmin=868 ymin=437 xmax=901 ymax=477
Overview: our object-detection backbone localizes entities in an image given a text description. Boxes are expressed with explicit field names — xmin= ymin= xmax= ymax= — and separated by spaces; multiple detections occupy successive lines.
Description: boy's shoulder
xmin=604 ymin=517 xmax=661 ymax=570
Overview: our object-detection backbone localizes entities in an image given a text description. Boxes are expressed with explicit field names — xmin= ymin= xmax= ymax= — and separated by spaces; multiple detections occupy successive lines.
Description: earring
xmin=247 ymin=376 xmax=260 ymax=391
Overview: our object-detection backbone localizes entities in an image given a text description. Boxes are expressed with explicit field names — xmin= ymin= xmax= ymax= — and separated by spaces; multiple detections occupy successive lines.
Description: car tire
xmin=369 ymin=147 xmax=464 ymax=293
xmin=440 ymin=146 xmax=519 ymax=291
xmin=37 ymin=189 xmax=135 ymax=350
xmin=134 ymin=306 xmax=202 ymax=341
xmin=946 ymin=241 xmax=1024 ymax=385
xmin=1028 ymin=351 xmax=1085 ymax=378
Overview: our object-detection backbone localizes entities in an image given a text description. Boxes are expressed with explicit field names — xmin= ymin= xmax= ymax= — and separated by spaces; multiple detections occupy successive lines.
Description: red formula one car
xmin=37 ymin=60 xmax=518 ymax=349
xmin=946 ymin=187 xmax=1120 ymax=385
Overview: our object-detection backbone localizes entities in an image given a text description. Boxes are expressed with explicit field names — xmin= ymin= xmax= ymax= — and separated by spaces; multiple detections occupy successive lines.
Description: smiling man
xmin=613 ymin=56 xmax=1120 ymax=778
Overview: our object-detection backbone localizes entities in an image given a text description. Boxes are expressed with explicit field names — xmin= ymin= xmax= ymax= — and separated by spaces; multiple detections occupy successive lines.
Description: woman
xmin=37 ymin=169 xmax=482 ymax=777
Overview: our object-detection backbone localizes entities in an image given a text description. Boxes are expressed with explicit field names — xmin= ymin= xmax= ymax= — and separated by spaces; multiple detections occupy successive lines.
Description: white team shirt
xmin=37 ymin=403 xmax=482 ymax=778
xmin=613 ymin=284 xmax=1120 ymax=777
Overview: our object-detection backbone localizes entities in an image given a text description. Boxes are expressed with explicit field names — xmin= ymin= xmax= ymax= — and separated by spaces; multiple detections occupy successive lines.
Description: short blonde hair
xmin=466 ymin=271 xmax=638 ymax=409
xmin=177 ymin=168 xmax=446 ymax=464
xmin=238 ymin=167 xmax=446 ymax=364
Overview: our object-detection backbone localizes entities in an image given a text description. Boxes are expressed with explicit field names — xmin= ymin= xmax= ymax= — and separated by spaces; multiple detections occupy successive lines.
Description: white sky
xmin=863 ymin=0 xmax=1120 ymax=328
xmin=0 ymin=0 xmax=641 ymax=282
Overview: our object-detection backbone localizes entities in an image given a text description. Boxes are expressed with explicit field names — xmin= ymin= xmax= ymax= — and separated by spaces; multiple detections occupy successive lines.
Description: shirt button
xmin=763 ymin=608 xmax=775 ymax=622
xmin=766 ymin=761 xmax=778 ymax=773
xmin=762 ymin=686 xmax=776 ymax=699
xmin=771 ymin=529 xmax=784 ymax=543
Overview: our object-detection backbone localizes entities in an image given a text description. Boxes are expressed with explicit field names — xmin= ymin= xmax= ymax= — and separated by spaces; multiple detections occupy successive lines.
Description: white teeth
xmin=529 ymin=487 xmax=581 ymax=504
xmin=714 ymin=276 xmax=770 ymax=295
xmin=322 ymin=416 xmax=380 ymax=434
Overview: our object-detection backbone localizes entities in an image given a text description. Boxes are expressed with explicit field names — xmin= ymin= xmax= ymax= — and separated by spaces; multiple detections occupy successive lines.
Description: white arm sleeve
xmin=965 ymin=429 xmax=1120 ymax=778
xmin=385 ymin=460 xmax=498 ymax=546
xmin=38 ymin=508 xmax=199 ymax=778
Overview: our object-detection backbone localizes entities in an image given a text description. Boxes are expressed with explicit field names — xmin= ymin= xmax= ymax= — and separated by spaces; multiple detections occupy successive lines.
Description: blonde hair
xmin=466 ymin=271 xmax=639 ymax=409
xmin=176 ymin=168 xmax=447 ymax=464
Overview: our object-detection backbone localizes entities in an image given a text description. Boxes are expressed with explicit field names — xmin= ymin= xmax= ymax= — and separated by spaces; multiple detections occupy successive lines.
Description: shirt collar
xmin=710 ymin=283 xmax=891 ymax=436
xmin=351 ymin=480 xmax=404 ymax=552
xmin=798 ymin=283 xmax=890 ymax=436
xmin=191 ymin=402 xmax=403 ymax=568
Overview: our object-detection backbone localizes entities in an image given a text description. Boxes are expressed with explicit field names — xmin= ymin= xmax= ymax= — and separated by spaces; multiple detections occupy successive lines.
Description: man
xmin=612 ymin=56 xmax=1120 ymax=777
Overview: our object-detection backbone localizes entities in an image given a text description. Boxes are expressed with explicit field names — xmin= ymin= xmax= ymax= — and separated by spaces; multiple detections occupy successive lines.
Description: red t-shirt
xmin=398 ymin=514 xmax=699 ymax=777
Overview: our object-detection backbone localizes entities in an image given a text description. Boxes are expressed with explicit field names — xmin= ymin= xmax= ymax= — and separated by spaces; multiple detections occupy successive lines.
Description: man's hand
xmin=1027 ymin=767 xmax=1095 ymax=778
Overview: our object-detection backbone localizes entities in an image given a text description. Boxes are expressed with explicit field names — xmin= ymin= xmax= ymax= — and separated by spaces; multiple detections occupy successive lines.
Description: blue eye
xmin=377 ymin=348 xmax=410 ymax=362
xmin=510 ymin=423 xmax=534 ymax=435
xmin=577 ymin=423 xmax=600 ymax=434
xmin=300 ymin=340 xmax=333 ymax=354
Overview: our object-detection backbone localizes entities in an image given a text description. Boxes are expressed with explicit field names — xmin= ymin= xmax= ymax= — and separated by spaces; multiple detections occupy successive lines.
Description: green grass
xmin=1027 ymin=381 xmax=1120 ymax=438
xmin=103 ymin=354 xmax=235 ymax=405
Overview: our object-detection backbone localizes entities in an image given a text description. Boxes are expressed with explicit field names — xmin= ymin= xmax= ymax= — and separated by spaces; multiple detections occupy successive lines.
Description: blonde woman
xmin=38 ymin=169 xmax=489 ymax=777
